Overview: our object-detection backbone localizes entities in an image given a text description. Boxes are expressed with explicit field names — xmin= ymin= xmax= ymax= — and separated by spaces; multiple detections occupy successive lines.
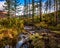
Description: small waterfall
xmin=16 ymin=39 xmax=24 ymax=48
xmin=16 ymin=34 xmax=29 ymax=48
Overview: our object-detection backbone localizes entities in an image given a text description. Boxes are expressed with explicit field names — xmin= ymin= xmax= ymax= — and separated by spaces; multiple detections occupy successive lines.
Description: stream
xmin=16 ymin=26 xmax=35 ymax=48
xmin=5 ymin=26 xmax=51 ymax=48
xmin=5 ymin=26 xmax=35 ymax=48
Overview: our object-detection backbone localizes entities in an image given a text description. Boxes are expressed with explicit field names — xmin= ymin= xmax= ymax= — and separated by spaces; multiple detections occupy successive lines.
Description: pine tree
xmin=5 ymin=0 xmax=11 ymax=17
xmin=4 ymin=0 xmax=20 ymax=17
xmin=11 ymin=0 xmax=21 ymax=16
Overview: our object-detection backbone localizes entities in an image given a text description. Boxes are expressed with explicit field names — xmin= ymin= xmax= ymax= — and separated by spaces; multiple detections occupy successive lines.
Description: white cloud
xmin=0 ymin=1 xmax=5 ymax=10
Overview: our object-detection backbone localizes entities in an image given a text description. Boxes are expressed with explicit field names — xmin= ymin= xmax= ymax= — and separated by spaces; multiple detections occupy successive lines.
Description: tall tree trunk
xmin=28 ymin=0 xmax=30 ymax=18
xmin=54 ymin=0 xmax=56 ymax=25
xmin=15 ymin=0 xmax=16 ymax=17
xmin=36 ymin=0 xmax=39 ymax=22
xmin=54 ymin=0 xmax=58 ymax=25
xmin=26 ymin=0 xmax=28 ymax=18
xmin=48 ymin=0 xmax=51 ymax=13
xmin=59 ymin=0 xmax=60 ymax=10
xmin=24 ymin=0 xmax=26 ymax=18
xmin=39 ymin=0 xmax=42 ymax=21
xmin=56 ymin=0 xmax=58 ymax=25
xmin=32 ymin=0 xmax=34 ymax=22
xmin=7 ymin=0 xmax=11 ymax=17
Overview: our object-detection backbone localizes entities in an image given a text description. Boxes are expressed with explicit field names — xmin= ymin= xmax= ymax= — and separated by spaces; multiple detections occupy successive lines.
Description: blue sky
xmin=0 ymin=0 xmax=46 ymax=5
xmin=0 ymin=0 xmax=47 ymax=10
xmin=0 ymin=0 xmax=47 ymax=11
xmin=0 ymin=0 xmax=4 ymax=1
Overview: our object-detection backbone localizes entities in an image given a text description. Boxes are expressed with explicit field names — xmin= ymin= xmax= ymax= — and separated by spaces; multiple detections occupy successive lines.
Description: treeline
xmin=23 ymin=0 xmax=60 ymax=23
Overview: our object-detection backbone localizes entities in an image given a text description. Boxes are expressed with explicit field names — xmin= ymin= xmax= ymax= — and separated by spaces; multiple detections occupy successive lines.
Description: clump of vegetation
xmin=0 ymin=17 xmax=25 ymax=47
xmin=29 ymin=32 xmax=59 ymax=48
xmin=34 ymin=21 xmax=48 ymax=29
xmin=0 ymin=28 xmax=18 ymax=47
xmin=29 ymin=33 xmax=45 ymax=48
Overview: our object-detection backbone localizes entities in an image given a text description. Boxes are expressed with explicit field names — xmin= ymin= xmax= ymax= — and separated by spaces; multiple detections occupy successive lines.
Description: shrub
xmin=29 ymin=33 xmax=44 ymax=48
xmin=0 ymin=28 xmax=18 ymax=47
xmin=0 ymin=17 xmax=24 ymax=47
xmin=35 ymin=22 xmax=48 ymax=28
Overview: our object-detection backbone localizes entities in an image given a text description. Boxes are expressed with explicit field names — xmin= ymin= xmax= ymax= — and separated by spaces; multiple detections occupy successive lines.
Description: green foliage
xmin=0 ymin=17 xmax=24 ymax=47
xmin=48 ymin=25 xmax=60 ymax=31
xmin=52 ymin=31 xmax=60 ymax=34
xmin=0 ymin=28 xmax=18 ymax=47
xmin=57 ymin=24 xmax=60 ymax=28
xmin=35 ymin=22 xmax=48 ymax=28
xmin=42 ymin=14 xmax=55 ymax=25
xmin=0 ymin=18 xmax=24 ymax=29
xmin=49 ymin=37 xmax=58 ymax=48
xmin=29 ymin=33 xmax=44 ymax=48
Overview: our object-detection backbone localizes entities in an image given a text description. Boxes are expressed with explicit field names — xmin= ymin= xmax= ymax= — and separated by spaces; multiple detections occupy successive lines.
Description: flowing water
xmin=16 ymin=26 xmax=35 ymax=48
xmin=5 ymin=26 xmax=35 ymax=48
